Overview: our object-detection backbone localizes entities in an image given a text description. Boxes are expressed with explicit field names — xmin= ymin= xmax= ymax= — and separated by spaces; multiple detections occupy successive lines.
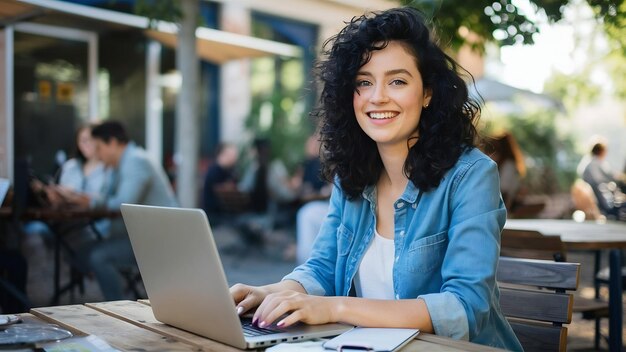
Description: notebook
xmin=120 ymin=204 xmax=351 ymax=349
xmin=323 ymin=327 xmax=419 ymax=352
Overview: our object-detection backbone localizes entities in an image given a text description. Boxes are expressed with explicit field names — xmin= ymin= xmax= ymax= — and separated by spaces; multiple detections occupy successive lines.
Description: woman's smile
xmin=368 ymin=111 xmax=399 ymax=120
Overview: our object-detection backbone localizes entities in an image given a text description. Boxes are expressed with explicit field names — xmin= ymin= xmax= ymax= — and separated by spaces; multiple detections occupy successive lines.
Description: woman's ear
xmin=423 ymin=89 xmax=433 ymax=108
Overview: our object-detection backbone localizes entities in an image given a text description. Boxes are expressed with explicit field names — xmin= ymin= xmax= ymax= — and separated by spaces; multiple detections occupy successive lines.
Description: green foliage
xmin=246 ymin=58 xmax=312 ymax=171
xmin=398 ymin=0 xmax=625 ymax=52
xmin=606 ymin=50 xmax=626 ymax=99
xmin=543 ymin=71 xmax=602 ymax=109
xmin=131 ymin=0 xmax=205 ymax=28
xmin=133 ymin=0 xmax=182 ymax=24
xmin=400 ymin=0 xmax=546 ymax=50
xmin=482 ymin=108 xmax=580 ymax=194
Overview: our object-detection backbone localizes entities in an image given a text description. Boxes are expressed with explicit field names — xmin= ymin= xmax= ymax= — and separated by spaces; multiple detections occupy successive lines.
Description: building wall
xmin=210 ymin=0 xmax=397 ymax=45
xmin=213 ymin=0 xmax=398 ymax=144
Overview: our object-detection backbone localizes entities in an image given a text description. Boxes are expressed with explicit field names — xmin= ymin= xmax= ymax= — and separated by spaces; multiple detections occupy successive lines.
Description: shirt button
xmin=399 ymin=230 xmax=405 ymax=236
xmin=412 ymin=203 xmax=417 ymax=209
xmin=395 ymin=294 xmax=400 ymax=299
xmin=395 ymin=256 xmax=399 ymax=263
xmin=396 ymin=202 xmax=404 ymax=209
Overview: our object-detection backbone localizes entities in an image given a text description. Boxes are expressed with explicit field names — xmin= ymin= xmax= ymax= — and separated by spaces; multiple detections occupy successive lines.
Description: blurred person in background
xmin=238 ymin=138 xmax=300 ymax=212
xmin=485 ymin=132 xmax=526 ymax=212
xmin=236 ymin=138 xmax=300 ymax=245
xmin=65 ymin=120 xmax=178 ymax=300
xmin=291 ymin=134 xmax=332 ymax=264
xmin=577 ymin=139 xmax=625 ymax=220
xmin=202 ymin=143 xmax=239 ymax=224
xmin=230 ymin=7 xmax=521 ymax=350
xmin=24 ymin=124 xmax=109 ymax=253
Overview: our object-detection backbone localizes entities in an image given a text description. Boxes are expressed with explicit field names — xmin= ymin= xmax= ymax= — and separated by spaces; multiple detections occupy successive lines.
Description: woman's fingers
xmin=230 ymin=283 xmax=250 ymax=304
xmin=230 ymin=284 xmax=264 ymax=315
xmin=255 ymin=291 xmax=328 ymax=328
xmin=257 ymin=298 xmax=296 ymax=328
xmin=276 ymin=309 xmax=305 ymax=328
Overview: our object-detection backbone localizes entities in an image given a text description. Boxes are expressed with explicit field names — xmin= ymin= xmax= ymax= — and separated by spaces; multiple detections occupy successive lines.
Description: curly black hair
xmin=314 ymin=7 xmax=480 ymax=199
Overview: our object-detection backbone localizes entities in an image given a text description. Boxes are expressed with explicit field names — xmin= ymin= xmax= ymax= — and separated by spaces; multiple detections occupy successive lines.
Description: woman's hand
xmin=230 ymin=283 xmax=271 ymax=316
xmin=253 ymin=291 xmax=340 ymax=328
xmin=230 ymin=280 xmax=309 ymax=322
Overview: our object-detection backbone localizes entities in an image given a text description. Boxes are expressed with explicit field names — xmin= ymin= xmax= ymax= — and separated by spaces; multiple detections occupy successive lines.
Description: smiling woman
xmin=230 ymin=7 xmax=523 ymax=351
xmin=353 ymin=42 xmax=431 ymax=153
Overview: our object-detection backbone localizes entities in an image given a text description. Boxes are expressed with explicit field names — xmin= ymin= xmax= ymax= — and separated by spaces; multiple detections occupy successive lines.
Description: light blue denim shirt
xmin=283 ymin=148 xmax=523 ymax=351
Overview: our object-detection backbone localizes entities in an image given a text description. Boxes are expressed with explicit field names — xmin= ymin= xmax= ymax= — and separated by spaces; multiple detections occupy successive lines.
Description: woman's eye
xmin=355 ymin=80 xmax=372 ymax=87
xmin=390 ymin=79 xmax=406 ymax=85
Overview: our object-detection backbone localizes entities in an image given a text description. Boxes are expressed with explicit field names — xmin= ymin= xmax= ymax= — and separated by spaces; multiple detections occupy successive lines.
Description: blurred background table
xmin=0 ymin=207 xmax=120 ymax=305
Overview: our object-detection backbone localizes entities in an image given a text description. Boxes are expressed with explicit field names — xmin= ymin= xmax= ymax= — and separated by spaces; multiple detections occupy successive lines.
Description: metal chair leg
xmin=608 ymin=249 xmax=623 ymax=352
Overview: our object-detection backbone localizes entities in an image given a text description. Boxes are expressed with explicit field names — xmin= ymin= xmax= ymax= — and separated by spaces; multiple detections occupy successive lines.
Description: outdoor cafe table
xmin=0 ymin=207 xmax=120 ymax=305
xmin=23 ymin=300 xmax=506 ymax=352
xmin=504 ymin=218 xmax=626 ymax=351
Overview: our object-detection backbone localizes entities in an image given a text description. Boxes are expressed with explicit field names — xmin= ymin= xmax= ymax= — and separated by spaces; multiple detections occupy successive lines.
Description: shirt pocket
xmin=405 ymin=231 xmax=448 ymax=273
xmin=336 ymin=223 xmax=354 ymax=257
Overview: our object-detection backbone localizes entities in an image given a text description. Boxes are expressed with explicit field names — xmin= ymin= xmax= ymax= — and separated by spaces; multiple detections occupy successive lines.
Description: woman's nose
xmin=369 ymin=84 xmax=389 ymax=104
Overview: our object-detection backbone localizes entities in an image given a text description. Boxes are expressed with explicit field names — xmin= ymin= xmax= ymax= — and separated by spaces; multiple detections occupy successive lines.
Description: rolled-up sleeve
xmin=419 ymin=291 xmax=469 ymax=340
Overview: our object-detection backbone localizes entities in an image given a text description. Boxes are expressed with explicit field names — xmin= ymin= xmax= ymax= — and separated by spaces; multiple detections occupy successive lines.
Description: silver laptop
xmin=121 ymin=204 xmax=351 ymax=349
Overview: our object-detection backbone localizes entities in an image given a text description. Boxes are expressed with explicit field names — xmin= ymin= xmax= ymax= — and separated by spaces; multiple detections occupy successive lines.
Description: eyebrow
xmin=356 ymin=69 xmax=414 ymax=77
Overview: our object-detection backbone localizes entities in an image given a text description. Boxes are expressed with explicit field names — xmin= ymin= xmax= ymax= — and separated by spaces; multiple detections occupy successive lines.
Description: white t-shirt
xmin=354 ymin=230 xmax=395 ymax=299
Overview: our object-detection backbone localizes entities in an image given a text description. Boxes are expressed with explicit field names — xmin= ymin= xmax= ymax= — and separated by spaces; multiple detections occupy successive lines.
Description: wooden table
xmin=23 ymin=300 xmax=505 ymax=351
xmin=505 ymin=219 xmax=626 ymax=351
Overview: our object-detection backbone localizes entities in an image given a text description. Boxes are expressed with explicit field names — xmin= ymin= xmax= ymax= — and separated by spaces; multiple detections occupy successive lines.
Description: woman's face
xmin=353 ymin=41 xmax=431 ymax=149
xmin=77 ymin=128 xmax=97 ymax=160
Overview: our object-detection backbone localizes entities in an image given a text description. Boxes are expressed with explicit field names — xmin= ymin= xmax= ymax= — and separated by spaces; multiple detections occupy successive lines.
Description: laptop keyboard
xmin=241 ymin=318 xmax=282 ymax=337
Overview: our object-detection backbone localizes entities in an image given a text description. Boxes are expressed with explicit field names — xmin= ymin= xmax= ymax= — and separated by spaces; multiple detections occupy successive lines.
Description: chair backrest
xmin=214 ymin=188 xmax=250 ymax=214
xmin=497 ymin=256 xmax=580 ymax=352
xmin=501 ymin=228 xmax=567 ymax=262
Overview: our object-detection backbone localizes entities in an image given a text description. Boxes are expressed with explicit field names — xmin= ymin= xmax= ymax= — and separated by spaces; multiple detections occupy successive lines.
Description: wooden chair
xmin=497 ymin=256 xmax=580 ymax=352
xmin=500 ymin=229 xmax=618 ymax=350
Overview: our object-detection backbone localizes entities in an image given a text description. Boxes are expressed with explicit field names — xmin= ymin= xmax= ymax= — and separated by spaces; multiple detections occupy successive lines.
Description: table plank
xmin=125 ymin=300 xmax=504 ymax=352
xmin=31 ymin=304 xmax=196 ymax=351
xmin=412 ymin=334 xmax=506 ymax=352
xmin=86 ymin=300 xmax=241 ymax=352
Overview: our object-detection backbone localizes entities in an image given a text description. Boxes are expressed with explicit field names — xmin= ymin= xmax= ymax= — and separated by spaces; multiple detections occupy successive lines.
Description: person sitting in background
xmin=236 ymin=138 xmax=300 ymax=245
xmin=293 ymin=135 xmax=332 ymax=264
xmin=570 ymin=179 xmax=604 ymax=221
xmin=238 ymin=138 xmax=300 ymax=212
xmin=202 ymin=143 xmax=239 ymax=224
xmin=577 ymin=140 xmax=625 ymax=219
xmin=486 ymin=132 xmax=526 ymax=212
xmin=65 ymin=120 xmax=179 ymax=301
xmin=297 ymin=135 xmax=331 ymax=202
xmin=23 ymin=124 xmax=109 ymax=253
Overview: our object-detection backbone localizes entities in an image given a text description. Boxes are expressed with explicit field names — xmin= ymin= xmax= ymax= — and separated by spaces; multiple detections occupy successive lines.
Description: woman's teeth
xmin=368 ymin=112 xmax=396 ymax=119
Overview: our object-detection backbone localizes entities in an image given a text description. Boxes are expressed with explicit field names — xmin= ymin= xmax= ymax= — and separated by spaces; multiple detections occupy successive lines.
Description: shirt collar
xmin=362 ymin=180 xmax=421 ymax=204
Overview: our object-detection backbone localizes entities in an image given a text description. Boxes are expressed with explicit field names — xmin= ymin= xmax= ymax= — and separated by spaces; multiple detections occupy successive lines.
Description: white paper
xmin=323 ymin=327 xmax=419 ymax=352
